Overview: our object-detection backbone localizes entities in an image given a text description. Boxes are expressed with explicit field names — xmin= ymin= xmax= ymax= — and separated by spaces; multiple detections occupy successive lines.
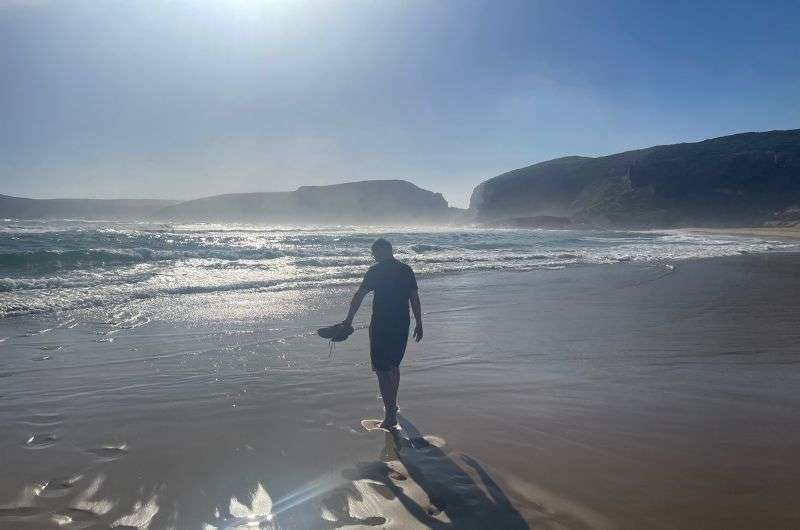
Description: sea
xmin=1 ymin=219 xmax=796 ymax=320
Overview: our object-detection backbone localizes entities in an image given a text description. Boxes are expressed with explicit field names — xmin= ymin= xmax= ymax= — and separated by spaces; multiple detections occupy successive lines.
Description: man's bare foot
xmin=379 ymin=407 xmax=398 ymax=429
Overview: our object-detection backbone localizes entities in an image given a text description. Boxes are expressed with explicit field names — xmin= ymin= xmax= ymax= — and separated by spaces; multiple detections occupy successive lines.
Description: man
xmin=343 ymin=238 xmax=422 ymax=428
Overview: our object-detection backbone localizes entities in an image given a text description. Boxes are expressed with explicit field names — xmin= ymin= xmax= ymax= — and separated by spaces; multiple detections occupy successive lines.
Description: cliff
xmin=469 ymin=129 xmax=800 ymax=228
xmin=0 ymin=195 xmax=178 ymax=220
xmin=156 ymin=180 xmax=456 ymax=224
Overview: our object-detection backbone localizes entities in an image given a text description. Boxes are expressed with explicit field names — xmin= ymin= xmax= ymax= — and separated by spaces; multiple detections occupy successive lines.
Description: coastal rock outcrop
xmin=469 ymin=129 xmax=800 ymax=228
xmin=0 ymin=195 xmax=178 ymax=220
xmin=156 ymin=179 xmax=459 ymax=224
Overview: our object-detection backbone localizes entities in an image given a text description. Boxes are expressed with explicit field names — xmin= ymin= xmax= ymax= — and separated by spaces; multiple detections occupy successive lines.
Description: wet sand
xmin=686 ymin=226 xmax=800 ymax=239
xmin=1 ymin=254 xmax=799 ymax=529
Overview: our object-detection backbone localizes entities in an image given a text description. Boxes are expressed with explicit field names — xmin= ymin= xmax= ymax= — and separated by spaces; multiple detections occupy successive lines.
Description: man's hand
xmin=413 ymin=323 xmax=423 ymax=342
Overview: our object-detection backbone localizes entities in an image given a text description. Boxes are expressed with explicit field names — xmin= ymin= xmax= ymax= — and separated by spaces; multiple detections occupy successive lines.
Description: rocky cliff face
xmin=157 ymin=179 xmax=455 ymax=224
xmin=0 ymin=195 xmax=178 ymax=220
xmin=470 ymin=129 xmax=800 ymax=228
xmin=1 ymin=180 xmax=459 ymax=225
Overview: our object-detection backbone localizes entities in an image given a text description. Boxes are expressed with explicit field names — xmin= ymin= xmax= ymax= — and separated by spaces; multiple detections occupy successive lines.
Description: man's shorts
xmin=369 ymin=320 xmax=410 ymax=371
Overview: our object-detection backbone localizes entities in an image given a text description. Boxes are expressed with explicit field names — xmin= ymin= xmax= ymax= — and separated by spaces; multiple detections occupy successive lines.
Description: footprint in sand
xmin=0 ymin=507 xmax=43 ymax=519
xmin=37 ymin=474 xmax=83 ymax=498
xmin=25 ymin=432 xmax=59 ymax=449
xmin=23 ymin=412 xmax=63 ymax=428
xmin=87 ymin=444 xmax=129 ymax=461
xmin=53 ymin=507 xmax=102 ymax=525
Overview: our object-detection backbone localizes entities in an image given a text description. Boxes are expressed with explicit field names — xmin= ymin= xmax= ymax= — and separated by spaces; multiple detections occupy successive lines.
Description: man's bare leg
xmin=377 ymin=367 xmax=399 ymax=428
xmin=392 ymin=366 xmax=400 ymax=419
xmin=393 ymin=366 xmax=400 ymax=407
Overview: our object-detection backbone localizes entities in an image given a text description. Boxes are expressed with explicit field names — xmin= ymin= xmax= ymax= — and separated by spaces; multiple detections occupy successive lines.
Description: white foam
xmin=1 ymin=224 xmax=796 ymax=318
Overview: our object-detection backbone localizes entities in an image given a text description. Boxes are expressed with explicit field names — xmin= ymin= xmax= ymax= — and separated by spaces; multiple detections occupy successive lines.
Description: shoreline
xmin=683 ymin=226 xmax=800 ymax=239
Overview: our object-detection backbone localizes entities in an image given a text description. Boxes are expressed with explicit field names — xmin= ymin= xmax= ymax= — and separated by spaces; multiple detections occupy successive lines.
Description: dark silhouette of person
xmin=342 ymin=238 xmax=422 ymax=428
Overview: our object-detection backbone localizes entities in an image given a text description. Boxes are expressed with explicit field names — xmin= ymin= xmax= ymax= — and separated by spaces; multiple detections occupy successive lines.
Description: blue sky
xmin=1 ymin=0 xmax=798 ymax=207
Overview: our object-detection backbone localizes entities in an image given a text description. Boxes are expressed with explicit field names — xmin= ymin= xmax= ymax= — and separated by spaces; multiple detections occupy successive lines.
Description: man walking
xmin=343 ymin=238 xmax=422 ymax=428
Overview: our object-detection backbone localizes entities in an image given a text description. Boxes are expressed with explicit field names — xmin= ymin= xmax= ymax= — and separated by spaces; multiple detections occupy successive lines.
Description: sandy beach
xmin=1 ymin=253 xmax=799 ymax=529
xmin=685 ymin=226 xmax=800 ymax=240
xmin=3 ymin=0 xmax=800 ymax=527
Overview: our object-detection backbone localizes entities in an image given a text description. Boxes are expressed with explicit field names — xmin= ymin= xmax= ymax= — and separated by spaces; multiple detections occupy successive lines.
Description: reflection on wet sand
xmin=0 ymin=472 xmax=162 ymax=529
xmin=205 ymin=482 xmax=275 ymax=530
xmin=4 ymin=255 xmax=799 ymax=529
xmin=0 ymin=413 xmax=602 ymax=528
xmin=201 ymin=415 xmax=533 ymax=529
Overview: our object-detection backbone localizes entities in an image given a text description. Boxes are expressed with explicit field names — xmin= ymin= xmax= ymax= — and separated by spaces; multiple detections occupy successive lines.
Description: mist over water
xmin=0 ymin=219 xmax=796 ymax=319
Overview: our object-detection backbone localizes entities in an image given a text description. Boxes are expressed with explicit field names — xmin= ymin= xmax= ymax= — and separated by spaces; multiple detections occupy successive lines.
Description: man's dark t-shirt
xmin=362 ymin=258 xmax=417 ymax=370
xmin=361 ymin=258 xmax=417 ymax=326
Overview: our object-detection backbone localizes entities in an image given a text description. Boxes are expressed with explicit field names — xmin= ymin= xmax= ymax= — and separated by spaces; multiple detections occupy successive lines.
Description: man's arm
xmin=343 ymin=286 xmax=369 ymax=326
xmin=410 ymin=289 xmax=423 ymax=341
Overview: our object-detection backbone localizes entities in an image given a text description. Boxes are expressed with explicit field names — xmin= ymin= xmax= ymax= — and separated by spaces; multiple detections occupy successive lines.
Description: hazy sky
xmin=1 ymin=0 xmax=799 ymax=207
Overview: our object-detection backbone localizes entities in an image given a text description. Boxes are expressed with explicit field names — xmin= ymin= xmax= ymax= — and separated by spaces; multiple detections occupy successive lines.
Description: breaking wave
xmin=0 ymin=220 xmax=796 ymax=318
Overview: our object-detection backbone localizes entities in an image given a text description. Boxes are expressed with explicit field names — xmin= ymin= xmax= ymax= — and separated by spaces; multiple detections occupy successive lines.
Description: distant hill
xmin=469 ymin=129 xmax=800 ymax=228
xmin=157 ymin=180 xmax=461 ymax=224
xmin=0 ymin=195 xmax=179 ymax=220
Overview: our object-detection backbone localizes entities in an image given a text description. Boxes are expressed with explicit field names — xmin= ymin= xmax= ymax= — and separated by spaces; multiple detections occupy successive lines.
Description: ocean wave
xmin=410 ymin=244 xmax=444 ymax=253
xmin=0 ymin=261 xmax=538 ymax=317
xmin=0 ymin=249 xmax=150 ymax=270
xmin=0 ymin=272 xmax=361 ymax=317
xmin=0 ymin=270 xmax=157 ymax=292
xmin=293 ymin=257 xmax=373 ymax=268
xmin=459 ymin=242 xmax=530 ymax=250
xmin=0 ymin=276 xmax=71 ymax=291
xmin=0 ymin=247 xmax=285 ymax=271
xmin=406 ymin=253 xmax=567 ymax=265
xmin=1 ymin=224 xmax=797 ymax=319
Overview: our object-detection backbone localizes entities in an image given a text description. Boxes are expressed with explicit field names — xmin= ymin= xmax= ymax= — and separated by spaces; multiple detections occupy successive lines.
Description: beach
xmin=1 ymin=250 xmax=799 ymax=529
xmin=3 ymin=0 xmax=800 ymax=527
xmin=686 ymin=226 xmax=800 ymax=240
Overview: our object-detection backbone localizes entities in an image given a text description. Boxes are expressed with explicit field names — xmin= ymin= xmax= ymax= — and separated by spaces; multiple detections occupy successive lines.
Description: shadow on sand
xmin=321 ymin=414 xmax=530 ymax=529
